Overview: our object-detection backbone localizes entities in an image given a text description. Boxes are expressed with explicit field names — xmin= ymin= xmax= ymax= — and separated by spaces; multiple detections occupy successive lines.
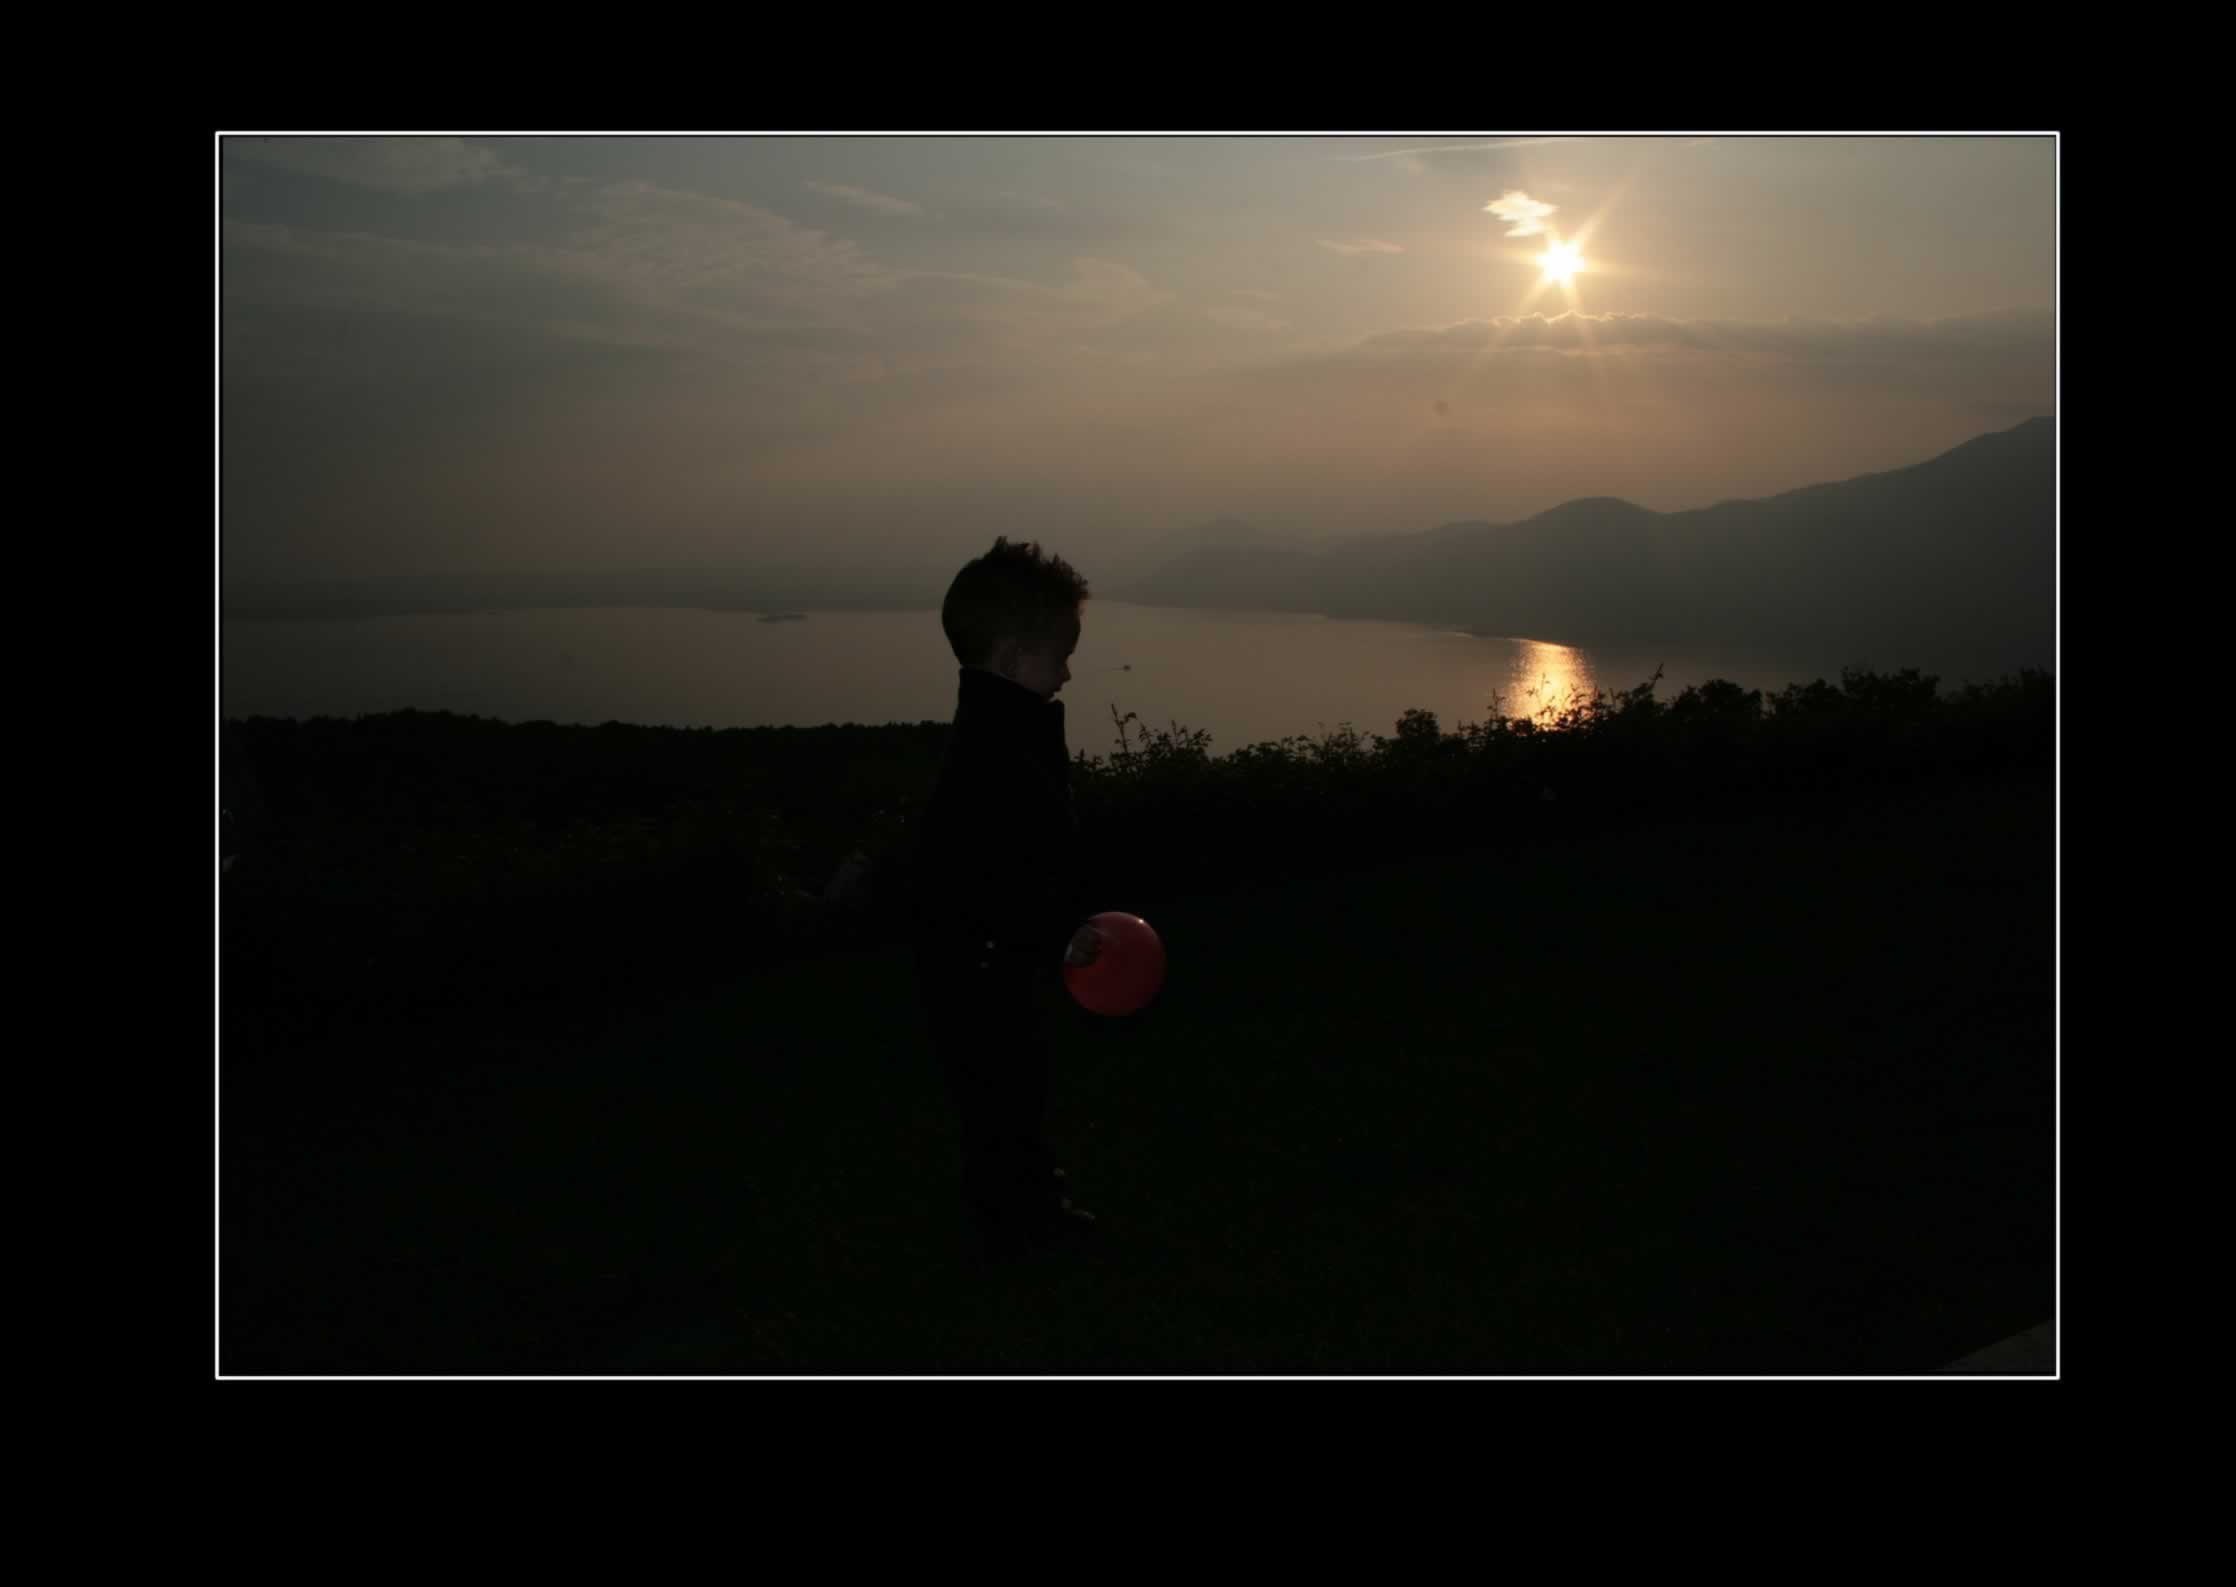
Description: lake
xmin=217 ymin=602 xmax=2020 ymax=757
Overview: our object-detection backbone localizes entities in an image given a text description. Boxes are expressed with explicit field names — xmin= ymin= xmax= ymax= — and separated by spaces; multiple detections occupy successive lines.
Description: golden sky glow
xmin=219 ymin=135 xmax=2056 ymax=588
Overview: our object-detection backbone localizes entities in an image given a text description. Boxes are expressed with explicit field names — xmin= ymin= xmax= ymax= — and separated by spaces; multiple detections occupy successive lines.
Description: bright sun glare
xmin=1538 ymin=240 xmax=1585 ymax=284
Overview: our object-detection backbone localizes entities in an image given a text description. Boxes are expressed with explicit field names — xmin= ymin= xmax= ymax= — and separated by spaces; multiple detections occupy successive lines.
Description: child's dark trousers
xmin=914 ymin=959 xmax=1064 ymax=1243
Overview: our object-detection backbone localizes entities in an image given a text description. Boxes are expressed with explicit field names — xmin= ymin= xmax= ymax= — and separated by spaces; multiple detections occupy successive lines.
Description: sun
xmin=1537 ymin=239 xmax=1586 ymax=284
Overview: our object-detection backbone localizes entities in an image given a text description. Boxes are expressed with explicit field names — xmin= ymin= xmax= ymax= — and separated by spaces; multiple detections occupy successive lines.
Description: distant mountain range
xmin=225 ymin=418 xmax=2054 ymax=671
xmin=1108 ymin=416 xmax=2055 ymax=669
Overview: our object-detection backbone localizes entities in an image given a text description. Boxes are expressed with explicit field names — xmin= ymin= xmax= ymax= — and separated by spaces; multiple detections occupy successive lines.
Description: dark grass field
xmin=219 ymin=772 xmax=2054 ymax=1375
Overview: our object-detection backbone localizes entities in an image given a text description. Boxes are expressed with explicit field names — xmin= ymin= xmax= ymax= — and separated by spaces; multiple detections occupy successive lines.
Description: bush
xmin=220 ymin=666 xmax=2052 ymax=1044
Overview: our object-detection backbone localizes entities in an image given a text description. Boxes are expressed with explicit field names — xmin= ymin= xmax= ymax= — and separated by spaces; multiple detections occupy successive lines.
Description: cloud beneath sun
xmin=1485 ymin=190 xmax=1558 ymax=238
xmin=1234 ymin=310 xmax=2055 ymax=416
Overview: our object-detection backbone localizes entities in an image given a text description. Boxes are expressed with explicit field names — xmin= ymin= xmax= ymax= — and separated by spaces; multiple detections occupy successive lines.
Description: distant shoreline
xmin=216 ymin=600 xmax=2049 ymax=687
xmin=222 ymin=599 xmax=924 ymax=623
xmin=222 ymin=597 xmax=1519 ymax=638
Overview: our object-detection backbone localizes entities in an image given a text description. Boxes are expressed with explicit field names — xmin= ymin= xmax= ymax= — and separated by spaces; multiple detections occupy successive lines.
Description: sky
xmin=217 ymin=133 xmax=2056 ymax=589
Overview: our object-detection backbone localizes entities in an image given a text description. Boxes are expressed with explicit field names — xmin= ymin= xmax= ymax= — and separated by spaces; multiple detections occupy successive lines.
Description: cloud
xmin=566 ymin=181 xmax=890 ymax=309
xmin=225 ymin=135 xmax=522 ymax=195
xmin=1341 ymin=139 xmax=1582 ymax=162
xmin=1204 ymin=306 xmax=1288 ymax=333
xmin=1234 ymin=310 xmax=2056 ymax=424
xmin=220 ymin=181 xmax=896 ymax=399
xmin=1485 ymin=190 xmax=1559 ymax=238
xmin=803 ymin=180 xmax=925 ymax=216
xmin=1309 ymin=305 xmax=2052 ymax=361
xmin=1318 ymin=238 xmax=1405 ymax=255
xmin=221 ymin=176 xmax=1183 ymax=435
xmin=876 ymin=257 xmax=1169 ymax=345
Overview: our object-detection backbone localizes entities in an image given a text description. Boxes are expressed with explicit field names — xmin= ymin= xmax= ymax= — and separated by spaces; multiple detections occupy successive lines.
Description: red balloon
xmin=1063 ymin=911 xmax=1166 ymax=1016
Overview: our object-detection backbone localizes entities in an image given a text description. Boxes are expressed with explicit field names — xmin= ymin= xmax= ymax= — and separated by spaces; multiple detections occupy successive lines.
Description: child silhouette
xmin=909 ymin=537 xmax=1107 ymax=1265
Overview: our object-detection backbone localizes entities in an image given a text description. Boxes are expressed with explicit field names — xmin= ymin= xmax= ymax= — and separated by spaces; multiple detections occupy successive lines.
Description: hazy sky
xmin=218 ymin=133 xmax=2056 ymax=587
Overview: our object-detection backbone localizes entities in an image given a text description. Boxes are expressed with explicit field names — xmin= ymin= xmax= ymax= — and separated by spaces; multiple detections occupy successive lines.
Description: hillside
xmin=1110 ymin=418 xmax=2055 ymax=667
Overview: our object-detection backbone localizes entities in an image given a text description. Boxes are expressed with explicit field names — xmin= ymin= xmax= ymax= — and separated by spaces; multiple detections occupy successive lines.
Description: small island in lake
xmin=758 ymin=612 xmax=809 ymax=624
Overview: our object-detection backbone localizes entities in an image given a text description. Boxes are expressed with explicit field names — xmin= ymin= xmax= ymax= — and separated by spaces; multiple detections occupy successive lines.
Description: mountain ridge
xmin=1108 ymin=416 xmax=2054 ymax=668
xmin=223 ymin=417 xmax=2054 ymax=674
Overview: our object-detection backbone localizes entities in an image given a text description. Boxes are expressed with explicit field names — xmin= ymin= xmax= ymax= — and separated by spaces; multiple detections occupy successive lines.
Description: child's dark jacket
xmin=909 ymin=667 xmax=1092 ymax=1000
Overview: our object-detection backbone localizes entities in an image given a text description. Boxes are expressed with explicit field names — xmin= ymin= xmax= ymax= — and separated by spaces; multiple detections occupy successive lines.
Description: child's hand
xmin=1062 ymin=924 xmax=1104 ymax=968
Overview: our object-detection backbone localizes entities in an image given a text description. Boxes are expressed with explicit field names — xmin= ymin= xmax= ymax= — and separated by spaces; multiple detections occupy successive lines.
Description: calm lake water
xmin=218 ymin=602 xmax=1996 ymax=757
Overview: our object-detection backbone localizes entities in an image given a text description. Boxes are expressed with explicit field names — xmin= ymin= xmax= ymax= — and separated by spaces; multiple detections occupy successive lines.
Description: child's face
xmin=993 ymin=615 xmax=1080 ymax=701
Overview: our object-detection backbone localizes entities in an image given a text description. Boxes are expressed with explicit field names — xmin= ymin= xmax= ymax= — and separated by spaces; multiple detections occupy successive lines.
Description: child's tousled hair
xmin=940 ymin=537 xmax=1091 ymax=669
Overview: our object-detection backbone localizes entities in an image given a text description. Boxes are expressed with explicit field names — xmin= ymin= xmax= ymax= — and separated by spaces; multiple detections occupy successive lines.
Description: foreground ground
xmin=221 ymin=773 xmax=2054 ymax=1375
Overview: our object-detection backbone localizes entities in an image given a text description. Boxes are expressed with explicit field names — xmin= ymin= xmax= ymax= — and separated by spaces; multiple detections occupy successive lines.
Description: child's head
xmin=941 ymin=536 xmax=1090 ymax=701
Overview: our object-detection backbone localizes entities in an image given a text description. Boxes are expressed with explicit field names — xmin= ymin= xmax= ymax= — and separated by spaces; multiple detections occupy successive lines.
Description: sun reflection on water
xmin=1496 ymin=639 xmax=1601 ymax=727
